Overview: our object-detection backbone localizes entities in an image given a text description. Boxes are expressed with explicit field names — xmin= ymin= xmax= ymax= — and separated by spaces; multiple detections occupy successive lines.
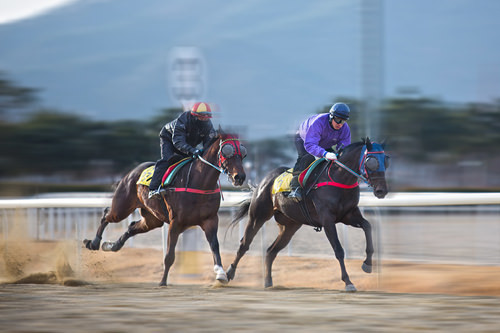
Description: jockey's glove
xmin=323 ymin=152 xmax=337 ymax=161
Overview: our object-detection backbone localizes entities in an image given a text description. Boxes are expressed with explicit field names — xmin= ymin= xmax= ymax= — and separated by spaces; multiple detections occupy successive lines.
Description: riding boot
xmin=288 ymin=175 xmax=303 ymax=201
xmin=149 ymin=160 xmax=169 ymax=199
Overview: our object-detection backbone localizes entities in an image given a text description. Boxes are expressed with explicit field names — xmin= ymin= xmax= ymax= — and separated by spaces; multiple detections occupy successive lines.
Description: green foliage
xmin=2 ymin=69 xmax=500 ymax=192
xmin=0 ymin=71 xmax=38 ymax=120
xmin=381 ymin=98 xmax=500 ymax=162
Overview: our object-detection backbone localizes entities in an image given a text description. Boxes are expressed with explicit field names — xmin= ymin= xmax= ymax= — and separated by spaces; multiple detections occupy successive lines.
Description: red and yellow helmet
xmin=190 ymin=102 xmax=212 ymax=119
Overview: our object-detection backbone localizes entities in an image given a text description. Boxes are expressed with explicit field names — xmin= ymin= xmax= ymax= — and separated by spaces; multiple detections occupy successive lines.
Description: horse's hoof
xmin=264 ymin=278 xmax=273 ymax=288
xmin=345 ymin=284 xmax=357 ymax=292
xmin=216 ymin=273 xmax=228 ymax=284
xmin=226 ymin=264 xmax=236 ymax=281
xmin=101 ymin=241 xmax=115 ymax=252
xmin=83 ymin=239 xmax=97 ymax=250
xmin=214 ymin=265 xmax=228 ymax=283
xmin=362 ymin=263 xmax=372 ymax=274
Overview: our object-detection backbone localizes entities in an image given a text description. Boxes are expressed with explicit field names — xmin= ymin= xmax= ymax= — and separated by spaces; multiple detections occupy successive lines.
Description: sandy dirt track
xmin=1 ymin=241 xmax=500 ymax=332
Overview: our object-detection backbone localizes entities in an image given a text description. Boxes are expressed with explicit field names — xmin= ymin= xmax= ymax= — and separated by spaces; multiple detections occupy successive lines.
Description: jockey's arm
xmin=172 ymin=123 xmax=196 ymax=155
xmin=303 ymin=128 xmax=326 ymax=158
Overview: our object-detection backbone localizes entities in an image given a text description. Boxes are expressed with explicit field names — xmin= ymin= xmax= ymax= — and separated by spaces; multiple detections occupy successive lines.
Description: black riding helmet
xmin=328 ymin=103 xmax=350 ymax=121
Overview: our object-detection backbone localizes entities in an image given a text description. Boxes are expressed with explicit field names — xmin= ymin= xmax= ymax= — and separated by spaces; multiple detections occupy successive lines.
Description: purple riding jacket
xmin=298 ymin=113 xmax=351 ymax=157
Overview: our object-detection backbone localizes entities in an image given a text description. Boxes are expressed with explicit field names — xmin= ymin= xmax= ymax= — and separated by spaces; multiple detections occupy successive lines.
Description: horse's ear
xmin=365 ymin=137 xmax=372 ymax=150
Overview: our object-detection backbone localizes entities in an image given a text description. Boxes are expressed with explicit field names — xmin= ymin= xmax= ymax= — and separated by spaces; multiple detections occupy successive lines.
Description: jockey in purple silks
xmin=288 ymin=102 xmax=352 ymax=201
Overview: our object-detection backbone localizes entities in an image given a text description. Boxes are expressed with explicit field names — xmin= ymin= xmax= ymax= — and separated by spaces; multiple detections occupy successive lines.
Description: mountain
xmin=1 ymin=0 xmax=499 ymax=139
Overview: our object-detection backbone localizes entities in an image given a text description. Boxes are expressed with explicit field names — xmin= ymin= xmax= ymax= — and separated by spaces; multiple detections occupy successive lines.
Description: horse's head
xmin=217 ymin=133 xmax=247 ymax=186
xmin=359 ymin=138 xmax=389 ymax=199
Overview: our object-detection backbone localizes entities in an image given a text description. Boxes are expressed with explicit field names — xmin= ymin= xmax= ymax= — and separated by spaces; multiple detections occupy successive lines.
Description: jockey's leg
xmin=149 ymin=139 xmax=175 ymax=198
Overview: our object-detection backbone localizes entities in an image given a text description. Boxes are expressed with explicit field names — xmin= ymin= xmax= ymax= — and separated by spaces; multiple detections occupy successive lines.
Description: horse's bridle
xmin=357 ymin=144 xmax=388 ymax=186
xmin=217 ymin=138 xmax=246 ymax=174
xmin=324 ymin=143 xmax=388 ymax=187
xmin=198 ymin=138 xmax=246 ymax=175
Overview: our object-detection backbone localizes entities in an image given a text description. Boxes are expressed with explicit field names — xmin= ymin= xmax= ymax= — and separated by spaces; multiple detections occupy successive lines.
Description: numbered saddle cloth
xmin=136 ymin=158 xmax=192 ymax=187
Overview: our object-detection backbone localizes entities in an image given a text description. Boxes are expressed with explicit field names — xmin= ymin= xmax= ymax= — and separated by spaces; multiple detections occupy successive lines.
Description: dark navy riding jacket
xmin=160 ymin=111 xmax=216 ymax=155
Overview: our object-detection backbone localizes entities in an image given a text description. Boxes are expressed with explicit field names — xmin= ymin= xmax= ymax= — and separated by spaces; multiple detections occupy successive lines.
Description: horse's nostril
xmin=234 ymin=174 xmax=246 ymax=183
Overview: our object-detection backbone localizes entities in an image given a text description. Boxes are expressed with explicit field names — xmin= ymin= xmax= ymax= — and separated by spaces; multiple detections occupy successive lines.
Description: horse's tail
xmin=231 ymin=198 xmax=251 ymax=226
xmin=223 ymin=196 xmax=252 ymax=242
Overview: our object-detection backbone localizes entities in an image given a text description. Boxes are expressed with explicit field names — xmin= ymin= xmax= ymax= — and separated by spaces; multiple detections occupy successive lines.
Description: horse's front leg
xmin=344 ymin=208 xmax=374 ymax=273
xmin=83 ymin=207 xmax=109 ymax=250
xmin=159 ymin=222 xmax=180 ymax=286
xmin=201 ymin=216 xmax=227 ymax=283
xmin=323 ymin=222 xmax=356 ymax=292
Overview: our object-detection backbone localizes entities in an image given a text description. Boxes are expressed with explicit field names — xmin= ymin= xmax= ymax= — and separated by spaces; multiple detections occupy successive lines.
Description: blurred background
xmin=1 ymin=0 xmax=500 ymax=196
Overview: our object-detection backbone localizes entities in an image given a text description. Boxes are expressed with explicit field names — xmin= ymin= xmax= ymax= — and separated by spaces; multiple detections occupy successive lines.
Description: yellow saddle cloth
xmin=137 ymin=166 xmax=155 ymax=186
xmin=271 ymin=169 xmax=294 ymax=194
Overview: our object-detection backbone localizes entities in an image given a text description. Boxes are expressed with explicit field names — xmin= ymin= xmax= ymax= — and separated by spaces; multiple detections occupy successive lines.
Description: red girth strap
xmin=172 ymin=188 xmax=221 ymax=194
xmin=315 ymin=181 xmax=359 ymax=189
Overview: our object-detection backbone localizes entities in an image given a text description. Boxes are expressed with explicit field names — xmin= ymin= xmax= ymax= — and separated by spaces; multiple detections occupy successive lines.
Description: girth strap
xmin=171 ymin=188 xmax=220 ymax=195
xmin=315 ymin=181 xmax=359 ymax=189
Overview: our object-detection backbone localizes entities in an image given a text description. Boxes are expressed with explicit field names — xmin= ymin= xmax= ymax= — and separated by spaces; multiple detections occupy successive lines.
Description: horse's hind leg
xmin=227 ymin=177 xmax=275 ymax=282
xmin=200 ymin=216 xmax=227 ymax=283
xmin=323 ymin=222 xmax=356 ymax=292
xmin=83 ymin=207 xmax=110 ymax=250
xmin=226 ymin=204 xmax=273 ymax=282
xmin=83 ymin=175 xmax=140 ymax=250
xmin=264 ymin=213 xmax=301 ymax=288
xmin=102 ymin=208 xmax=164 ymax=252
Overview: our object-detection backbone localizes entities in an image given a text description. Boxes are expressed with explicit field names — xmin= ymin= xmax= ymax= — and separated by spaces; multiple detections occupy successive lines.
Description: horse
xmin=83 ymin=131 xmax=247 ymax=286
xmin=226 ymin=138 xmax=389 ymax=291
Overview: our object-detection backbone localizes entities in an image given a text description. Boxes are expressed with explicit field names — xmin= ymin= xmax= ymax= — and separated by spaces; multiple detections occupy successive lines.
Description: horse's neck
xmin=330 ymin=149 xmax=361 ymax=183
xmin=187 ymin=142 xmax=221 ymax=189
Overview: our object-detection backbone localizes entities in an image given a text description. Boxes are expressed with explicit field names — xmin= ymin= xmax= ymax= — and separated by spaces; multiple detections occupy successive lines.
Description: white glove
xmin=324 ymin=152 xmax=337 ymax=161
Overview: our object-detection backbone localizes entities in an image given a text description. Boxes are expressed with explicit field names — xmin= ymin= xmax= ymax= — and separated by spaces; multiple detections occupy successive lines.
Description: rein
xmin=334 ymin=160 xmax=367 ymax=183
xmin=199 ymin=155 xmax=223 ymax=173
xmin=168 ymin=137 xmax=242 ymax=195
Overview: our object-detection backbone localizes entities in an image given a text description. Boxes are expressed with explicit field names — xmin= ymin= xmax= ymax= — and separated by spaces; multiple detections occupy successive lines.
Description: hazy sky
xmin=0 ymin=0 xmax=75 ymax=24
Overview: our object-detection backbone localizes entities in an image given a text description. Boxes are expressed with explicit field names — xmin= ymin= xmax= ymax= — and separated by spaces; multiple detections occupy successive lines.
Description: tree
xmin=0 ymin=71 xmax=38 ymax=121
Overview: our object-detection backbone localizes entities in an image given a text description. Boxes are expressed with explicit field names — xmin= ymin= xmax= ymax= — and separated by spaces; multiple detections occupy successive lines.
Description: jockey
xmin=288 ymin=102 xmax=352 ymax=201
xmin=148 ymin=102 xmax=217 ymax=199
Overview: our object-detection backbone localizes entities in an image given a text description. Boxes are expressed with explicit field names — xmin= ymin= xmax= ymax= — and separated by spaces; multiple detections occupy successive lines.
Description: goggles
xmin=333 ymin=116 xmax=347 ymax=125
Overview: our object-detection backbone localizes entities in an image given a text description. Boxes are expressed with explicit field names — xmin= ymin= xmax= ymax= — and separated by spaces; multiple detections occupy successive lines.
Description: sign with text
xmin=167 ymin=47 xmax=207 ymax=109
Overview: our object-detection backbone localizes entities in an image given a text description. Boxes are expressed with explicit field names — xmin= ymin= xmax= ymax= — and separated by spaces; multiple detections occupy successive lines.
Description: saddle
xmin=137 ymin=157 xmax=192 ymax=188
xmin=271 ymin=158 xmax=326 ymax=194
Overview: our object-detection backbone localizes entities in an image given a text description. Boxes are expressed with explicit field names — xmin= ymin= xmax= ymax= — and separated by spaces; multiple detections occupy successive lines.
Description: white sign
xmin=167 ymin=47 xmax=207 ymax=109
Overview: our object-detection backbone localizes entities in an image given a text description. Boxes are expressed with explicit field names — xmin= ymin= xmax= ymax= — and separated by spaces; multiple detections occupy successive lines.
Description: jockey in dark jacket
xmin=148 ymin=102 xmax=217 ymax=198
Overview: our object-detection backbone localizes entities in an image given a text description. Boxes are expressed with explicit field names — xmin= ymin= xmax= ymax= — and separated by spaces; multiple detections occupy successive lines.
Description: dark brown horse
xmin=226 ymin=138 xmax=388 ymax=291
xmin=83 ymin=131 xmax=246 ymax=286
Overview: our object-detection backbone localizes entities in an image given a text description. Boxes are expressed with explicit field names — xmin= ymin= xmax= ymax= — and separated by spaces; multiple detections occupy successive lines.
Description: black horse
xmin=226 ymin=138 xmax=389 ymax=291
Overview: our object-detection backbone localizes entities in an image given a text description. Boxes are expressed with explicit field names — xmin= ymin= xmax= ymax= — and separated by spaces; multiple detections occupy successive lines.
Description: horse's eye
xmin=221 ymin=144 xmax=234 ymax=158
xmin=365 ymin=156 xmax=379 ymax=171
xmin=384 ymin=156 xmax=390 ymax=169
xmin=240 ymin=145 xmax=247 ymax=158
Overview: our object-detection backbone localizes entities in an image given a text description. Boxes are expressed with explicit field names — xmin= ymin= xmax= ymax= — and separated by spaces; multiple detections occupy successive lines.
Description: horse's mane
xmin=339 ymin=137 xmax=371 ymax=157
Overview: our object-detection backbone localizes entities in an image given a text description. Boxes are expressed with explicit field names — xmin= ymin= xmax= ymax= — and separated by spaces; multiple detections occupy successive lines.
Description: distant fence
xmin=1 ymin=192 xmax=499 ymax=265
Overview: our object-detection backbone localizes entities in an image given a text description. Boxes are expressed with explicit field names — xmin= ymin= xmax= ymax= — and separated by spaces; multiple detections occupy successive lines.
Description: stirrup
xmin=148 ymin=189 xmax=160 ymax=199
xmin=288 ymin=187 xmax=302 ymax=201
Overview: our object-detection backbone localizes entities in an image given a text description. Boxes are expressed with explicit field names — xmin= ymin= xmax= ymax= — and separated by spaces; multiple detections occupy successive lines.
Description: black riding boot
xmin=288 ymin=175 xmax=302 ymax=201
xmin=149 ymin=160 xmax=169 ymax=199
